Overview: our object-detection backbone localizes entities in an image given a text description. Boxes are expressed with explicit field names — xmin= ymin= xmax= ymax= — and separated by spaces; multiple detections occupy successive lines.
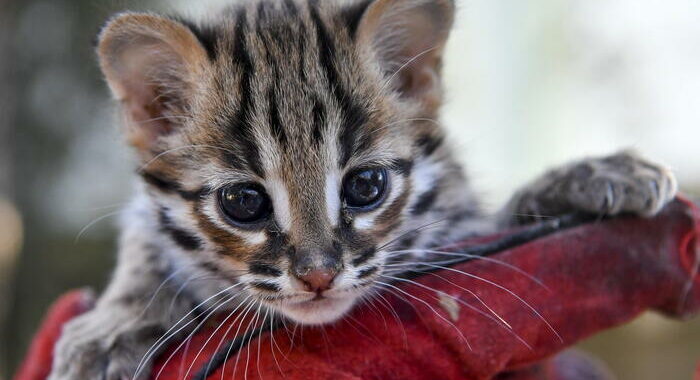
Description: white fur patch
xmin=353 ymin=215 xmax=375 ymax=230
xmin=273 ymin=297 xmax=357 ymax=325
xmin=266 ymin=176 xmax=292 ymax=232
xmin=325 ymin=172 xmax=341 ymax=226
xmin=352 ymin=174 xmax=406 ymax=231
xmin=411 ymin=159 xmax=439 ymax=200
xmin=241 ymin=230 xmax=267 ymax=245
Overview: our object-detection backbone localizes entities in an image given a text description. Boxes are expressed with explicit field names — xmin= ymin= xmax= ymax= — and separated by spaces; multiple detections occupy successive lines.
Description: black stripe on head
xmin=389 ymin=159 xmax=414 ymax=176
xmin=411 ymin=186 xmax=440 ymax=216
xmin=338 ymin=103 xmax=370 ymax=167
xmin=416 ymin=133 xmax=445 ymax=157
xmin=309 ymin=0 xmax=371 ymax=167
xmin=268 ymin=87 xmax=287 ymax=146
xmin=140 ymin=171 xmax=207 ymax=201
xmin=311 ymin=96 xmax=326 ymax=144
xmin=178 ymin=18 xmax=219 ymax=60
xmin=249 ymin=262 xmax=283 ymax=277
xmin=449 ymin=208 xmax=478 ymax=223
xmin=225 ymin=9 xmax=264 ymax=177
xmin=296 ymin=33 xmax=308 ymax=83
xmin=158 ymin=207 xmax=202 ymax=251
xmin=256 ymin=0 xmax=275 ymax=21
xmin=309 ymin=0 xmax=340 ymax=96
xmin=141 ymin=171 xmax=179 ymax=193
xmin=341 ymin=0 xmax=373 ymax=40
xmin=250 ymin=281 xmax=281 ymax=292
xmin=283 ymin=0 xmax=299 ymax=17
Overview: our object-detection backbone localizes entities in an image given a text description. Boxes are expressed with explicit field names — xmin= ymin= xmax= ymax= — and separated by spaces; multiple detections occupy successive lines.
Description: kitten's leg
xmin=48 ymin=242 xmax=194 ymax=380
xmin=501 ymin=150 xmax=677 ymax=226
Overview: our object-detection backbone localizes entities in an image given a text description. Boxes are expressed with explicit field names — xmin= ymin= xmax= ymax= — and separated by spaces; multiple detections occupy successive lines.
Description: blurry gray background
xmin=1 ymin=0 xmax=699 ymax=379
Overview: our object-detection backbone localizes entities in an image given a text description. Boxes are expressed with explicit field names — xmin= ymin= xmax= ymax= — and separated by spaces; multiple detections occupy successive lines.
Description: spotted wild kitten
xmin=48 ymin=0 xmax=677 ymax=379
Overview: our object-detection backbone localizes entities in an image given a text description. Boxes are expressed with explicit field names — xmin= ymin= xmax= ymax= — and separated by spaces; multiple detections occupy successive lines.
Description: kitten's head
xmin=98 ymin=0 xmax=469 ymax=324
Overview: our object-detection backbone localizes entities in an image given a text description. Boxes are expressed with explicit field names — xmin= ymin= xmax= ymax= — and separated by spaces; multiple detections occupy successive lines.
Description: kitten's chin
xmin=274 ymin=296 xmax=357 ymax=325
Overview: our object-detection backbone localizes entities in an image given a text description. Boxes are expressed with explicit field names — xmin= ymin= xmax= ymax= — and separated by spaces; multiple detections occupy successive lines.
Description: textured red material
xmin=14 ymin=199 xmax=700 ymax=380
xmin=13 ymin=291 xmax=94 ymax=380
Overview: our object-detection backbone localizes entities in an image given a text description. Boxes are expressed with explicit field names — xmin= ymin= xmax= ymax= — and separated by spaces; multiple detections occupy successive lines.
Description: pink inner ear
xmin=121 ymin=77 xmax=174 ymax=151
xmin=357 ymin=0 xmax=452 ymax=111
xmin=397 ymin=54 xmax=440 ymax=97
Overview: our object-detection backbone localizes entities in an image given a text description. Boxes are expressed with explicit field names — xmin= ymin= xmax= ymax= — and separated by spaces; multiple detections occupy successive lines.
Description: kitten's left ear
xmin=354 ymin=0 xmax=455 ymax=114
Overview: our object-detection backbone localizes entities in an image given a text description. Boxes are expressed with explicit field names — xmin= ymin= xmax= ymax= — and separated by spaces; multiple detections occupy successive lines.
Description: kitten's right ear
xmin=97 ymin=13 xmax=209 ymax=154
xmin=354 ymin=0 xmax=455 ymax=115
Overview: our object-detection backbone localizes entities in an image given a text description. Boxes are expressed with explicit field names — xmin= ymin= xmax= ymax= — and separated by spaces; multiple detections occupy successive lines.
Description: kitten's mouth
xmin=310 ymin=293 xmax=326 ymax=301
xmin=270 ymin=293 xmax=358 ymax=325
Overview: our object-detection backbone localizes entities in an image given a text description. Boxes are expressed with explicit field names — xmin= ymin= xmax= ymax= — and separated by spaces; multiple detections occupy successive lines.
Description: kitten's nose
xmin=296 ymin=268 xmax=337 ymax=293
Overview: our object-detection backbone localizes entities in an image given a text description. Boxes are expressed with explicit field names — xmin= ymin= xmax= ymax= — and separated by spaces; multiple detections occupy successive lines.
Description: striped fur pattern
xmin=96 ymin=0 xmax=483 ymax=325
xmin=47 ymin=1 xmax=677 ymax=379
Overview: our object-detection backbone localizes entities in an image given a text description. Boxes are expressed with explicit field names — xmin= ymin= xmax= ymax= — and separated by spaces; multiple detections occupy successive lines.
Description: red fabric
xmin=14 ymin=198 xmax=700 ymax=380
xmin=13 ymin=290 xmax=94 ymax=380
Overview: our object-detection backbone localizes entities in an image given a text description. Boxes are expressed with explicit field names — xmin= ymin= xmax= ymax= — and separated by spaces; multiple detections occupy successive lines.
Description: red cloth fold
xmin=14 ymin=198 xmax=700 ymax=380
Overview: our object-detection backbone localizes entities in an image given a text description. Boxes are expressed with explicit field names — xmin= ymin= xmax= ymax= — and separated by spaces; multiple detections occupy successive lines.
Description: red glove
xmin=14 ymin=198 xmax=700 ymax=380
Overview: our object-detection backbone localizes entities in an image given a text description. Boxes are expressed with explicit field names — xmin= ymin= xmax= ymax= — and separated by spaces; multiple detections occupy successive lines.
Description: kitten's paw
xmin=510 ymin=151 xmax=677 ymax=224
xmin=48 ymin=309 xmax=157 ymax=380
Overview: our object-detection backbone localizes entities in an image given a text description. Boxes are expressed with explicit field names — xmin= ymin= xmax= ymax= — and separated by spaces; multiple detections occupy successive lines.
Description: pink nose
xmin=297 ymin=269 xmax=336 ymax=293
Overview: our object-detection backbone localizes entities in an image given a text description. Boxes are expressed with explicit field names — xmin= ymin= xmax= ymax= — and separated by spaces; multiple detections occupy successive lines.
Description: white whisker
xmin=368 ymin=289 xmax=408 ymax=349
xmin=154 ymin=294 xmax=238 ymax=380
xmin=389 ymin=263 xmax=562 ymax=343
xmin=379 ymin=46 xmax=440 ymax=94
xmin=218 ymin=301 xmax=258 ymax=380
xmin=181 ymin=295 xmax=254 ymax=380
xmin=137 ymin=268 xmax=184 ymax=319
xmin=381 ymin=274 xmax=532 ymax=350
xmin=256 ymin=308 xmax=269 ymax=380
xmin=374 ymin=281 xmax=472 ymax=351
xmin=385 ymin=248 xmax=548 ymax=289
xmin=243 ymin=303 xmax=264 ymax=380
xmin=133 ymin=283 xmax=242 ymax=379
xmin=74 ymin=210 xmax=123 ymax=243
xmin=228 ymin=301 xmax=261 ymax=379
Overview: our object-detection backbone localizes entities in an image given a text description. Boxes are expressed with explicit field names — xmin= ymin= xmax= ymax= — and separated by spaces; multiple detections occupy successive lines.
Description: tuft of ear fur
xmin=356 ymin=0 xmax=455 ymax=114
xmin=97 ymin=13 xmax=210 ymax=155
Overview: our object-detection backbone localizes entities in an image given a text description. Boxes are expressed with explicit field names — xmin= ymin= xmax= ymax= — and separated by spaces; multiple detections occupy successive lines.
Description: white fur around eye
xmin=266 ymin=176 xmax=292 ymax=232
xmin=352 ymin=174 xmax=406 ymax=231
xmin=242 ymin=231 xmax=267 ymax=245
xmin=325 ymin=172 xmax=341 ymax=226
xmin=199 ymin=195 xmax=268 ymax=246
xmin=411 ymin=159 xmax=440 ymax=198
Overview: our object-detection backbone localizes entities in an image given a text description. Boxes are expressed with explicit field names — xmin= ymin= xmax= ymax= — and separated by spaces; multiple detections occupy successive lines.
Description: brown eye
xmin=218 ymin=184 xmax=272 ymax=225
xmin=342 ymin=168 xmax=388 ymax=210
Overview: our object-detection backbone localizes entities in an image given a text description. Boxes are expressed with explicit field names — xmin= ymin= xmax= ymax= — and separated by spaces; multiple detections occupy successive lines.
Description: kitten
xmin=48 ymin=0 xmax=677 ymax=379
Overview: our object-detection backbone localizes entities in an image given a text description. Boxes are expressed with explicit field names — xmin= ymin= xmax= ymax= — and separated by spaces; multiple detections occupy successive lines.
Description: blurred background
xmin=1 ymin=0 xmax=699 ymax=379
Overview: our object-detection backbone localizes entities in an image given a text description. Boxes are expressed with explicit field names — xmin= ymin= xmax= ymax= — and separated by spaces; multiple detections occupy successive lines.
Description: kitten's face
xmin=98 ymin=0 xmax=460 ymax=324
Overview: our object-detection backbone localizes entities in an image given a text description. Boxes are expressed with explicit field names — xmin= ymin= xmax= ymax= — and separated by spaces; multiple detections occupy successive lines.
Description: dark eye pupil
xmin=343 ymin=168 xmax=387 ymax=209
xmin=219 ymin=184 xmax=271 ymax=224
